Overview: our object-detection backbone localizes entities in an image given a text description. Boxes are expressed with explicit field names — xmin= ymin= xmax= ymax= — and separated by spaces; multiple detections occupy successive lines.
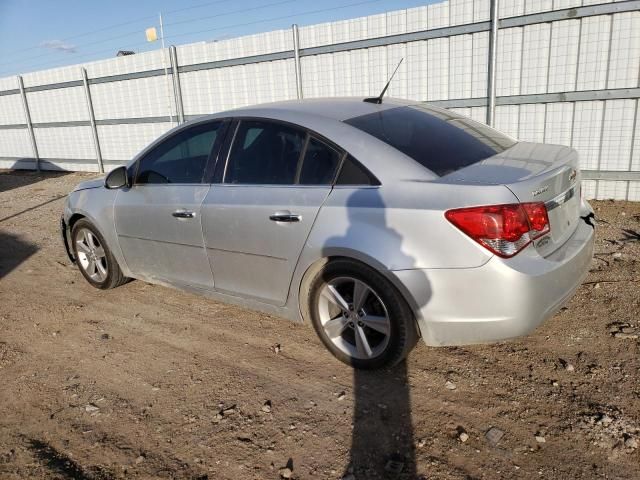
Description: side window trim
xmin=293 ymin=134 xmax=311 ymax=184
xmin=133 ymin=119 xmax=225 ymax=186
xmin=220 ymin=120 xmax=242 ymax=184
xmin=203 ymin=119 xmax=232 ymax=183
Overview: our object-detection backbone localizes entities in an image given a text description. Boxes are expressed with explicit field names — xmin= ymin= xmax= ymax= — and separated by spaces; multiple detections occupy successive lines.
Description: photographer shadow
xmin=321 ymin=187 xmax=432 ymax=479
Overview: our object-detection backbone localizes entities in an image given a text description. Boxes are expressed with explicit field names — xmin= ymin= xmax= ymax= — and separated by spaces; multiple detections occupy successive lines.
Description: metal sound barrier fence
xmin=1 ymin=0 xmax=639 ymax=200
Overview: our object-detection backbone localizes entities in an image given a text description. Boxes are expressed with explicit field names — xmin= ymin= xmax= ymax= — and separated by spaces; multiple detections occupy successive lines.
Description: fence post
xmin=292 ymin=24 xmax=303 ymax=99
xmin=81 ymin=68 xmax=104 ymax=174
xmin=486 ymin=0 xmax=499 ymax=126
xmin=170 ymin=46 xmax=185 ymax=124
xmin=17 ymin=75 xmax=40 ymax=172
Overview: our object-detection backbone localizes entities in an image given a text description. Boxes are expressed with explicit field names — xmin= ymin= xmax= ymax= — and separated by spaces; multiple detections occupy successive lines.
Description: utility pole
xmin=159 ymin=12 xmax=174 ymax=125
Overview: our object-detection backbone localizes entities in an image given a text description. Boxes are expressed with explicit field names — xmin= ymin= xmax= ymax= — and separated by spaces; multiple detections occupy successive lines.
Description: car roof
xmin=145 ymin=97 xmax=440 ymax=184
xmin=199 ymin=97 xmax=415 ymax=123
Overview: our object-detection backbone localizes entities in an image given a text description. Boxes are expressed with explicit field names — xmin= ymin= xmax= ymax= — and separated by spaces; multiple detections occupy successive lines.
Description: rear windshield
xmin=344 ymin=105 xmax=516 ymax=176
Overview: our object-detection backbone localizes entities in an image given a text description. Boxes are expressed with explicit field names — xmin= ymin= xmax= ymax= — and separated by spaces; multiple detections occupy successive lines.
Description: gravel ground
xmin=0 ymin=170 xmax=638 ymax=480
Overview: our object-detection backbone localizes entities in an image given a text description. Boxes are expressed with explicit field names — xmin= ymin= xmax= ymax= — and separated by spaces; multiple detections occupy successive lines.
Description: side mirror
xmin=105 ymin=166 xmax=130 ymax=189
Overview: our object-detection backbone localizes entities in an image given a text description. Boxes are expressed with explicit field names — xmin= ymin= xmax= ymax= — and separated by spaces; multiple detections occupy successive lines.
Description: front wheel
xmin=71 ymin=219 xmax=128 ymax=290
xmin=308 ymin=259 xmax=418 ymax=369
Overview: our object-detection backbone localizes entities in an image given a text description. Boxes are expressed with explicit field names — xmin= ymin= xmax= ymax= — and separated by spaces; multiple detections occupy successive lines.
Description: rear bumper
xmin=394 ymin=216 xmax=595 ymax=346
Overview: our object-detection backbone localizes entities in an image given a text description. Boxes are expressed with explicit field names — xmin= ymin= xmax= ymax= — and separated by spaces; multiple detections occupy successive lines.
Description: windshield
xmin=344 ymin=104 xmax=516 ymax=176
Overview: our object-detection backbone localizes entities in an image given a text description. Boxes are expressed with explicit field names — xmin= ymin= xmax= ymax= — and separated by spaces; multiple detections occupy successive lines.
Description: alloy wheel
xmin=75 ymin=228 xmax=108 ymax=283
xmin=317 ymin=276 xmax=391 ymax=360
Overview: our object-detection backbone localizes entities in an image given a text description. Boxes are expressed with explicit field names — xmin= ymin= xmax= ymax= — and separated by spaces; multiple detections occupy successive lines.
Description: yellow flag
xmin=145 ymin=27 xmax=158 ymax=42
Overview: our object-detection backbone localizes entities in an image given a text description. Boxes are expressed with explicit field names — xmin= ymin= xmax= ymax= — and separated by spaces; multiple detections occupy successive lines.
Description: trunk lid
xmin=442 ymin=142 xmax=581 ymax=257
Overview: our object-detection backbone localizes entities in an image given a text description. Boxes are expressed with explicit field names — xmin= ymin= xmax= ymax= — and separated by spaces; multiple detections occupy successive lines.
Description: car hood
xmin=73 ymin=177 xmax=105 ymax=192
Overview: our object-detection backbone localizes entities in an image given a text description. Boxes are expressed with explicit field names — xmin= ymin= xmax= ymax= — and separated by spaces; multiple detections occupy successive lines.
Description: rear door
xmin=114 ymin=120 xmax=226 ymax=289
xmin=201 ymin=119 xmax=342 ymax=305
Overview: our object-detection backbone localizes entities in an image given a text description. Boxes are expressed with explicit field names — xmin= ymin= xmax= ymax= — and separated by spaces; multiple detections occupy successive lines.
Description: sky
xmin=0 ymin=0 xmax=438 ymax=78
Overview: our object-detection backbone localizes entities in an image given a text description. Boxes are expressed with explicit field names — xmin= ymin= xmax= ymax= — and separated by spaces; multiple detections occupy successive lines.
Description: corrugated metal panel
xmin=498 ymin=0 xmax=524 ymax=19
xmin=518 ymin=103 xmax=546 ymax=143
xmin=607 ymin=12 xmax=640 ymax=89
xmin=573 ymin=101 xmax=605 ymax=170
xmin=496 ymin=27 xmax=523 ymax=96
xmin=0 ymin=94 xmax=26 ymax=125
xmin=33 ymin=126 xmax=94 ymax=159
xmin=525 ymin=0 xmax=553 ymax=15
xmin=596 ymin=180 xmax=629 ymax=200
xmin=494 ymin=105 xmax=519 ymax=137
xmin=544 ymin=102 xmax=573 ymax=145
xmin=0 ymin=130 xmax=33 ymax=158
xmin=97 ymin=123 xmax=171 ymax=161
xmin=407 ymin=41 xmax=428 ymax=101
xmin=26 ymin=86 xmax=87 ymax=123
xmin=599 ymin=99 xmax=636 ymax=171
xmin=471 ymin=31 xmax=489 ymax=98
xmin=576 ymin=16 xmax=611 ymax=91
xmin=521 ymin=23 xmax=551 ymax=94
xmin=449 ymin=34 xmax=473 ymax=99
xmin=427 ymin=1 xmax=450 ymax=29
xmin=547 ymin=20 xmax=580 ymax=93
xmin=426 ymin=38 xmax=449 ymax=101
xmin=450 ymin=0 xmax=474 ymax=26
xmin=90 ymin=77 xmax=176 ymax=120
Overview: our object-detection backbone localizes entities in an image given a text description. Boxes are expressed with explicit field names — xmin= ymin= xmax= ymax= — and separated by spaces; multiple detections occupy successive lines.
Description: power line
xmin=2 ymin=15 xmax=157 ymax=60
xmin=0 ymin=0 xmax=237 ymax=61
xmin=0 ymin=41 xmax=154 ymax=77
xmin=0 ymin=0 xmax=298 ymax=69
xmin=165 ymin=0 xmax=385 ymax=41
xmin=165 ymin=0 xmax=298 ymax=28
xmin=2 ymin=0 xmax=391 ymax=76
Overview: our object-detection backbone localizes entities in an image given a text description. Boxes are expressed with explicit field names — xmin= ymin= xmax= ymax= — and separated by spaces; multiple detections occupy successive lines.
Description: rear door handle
xmin=172 ymin=210 xmax=196 ymax=219
xmin=269 ymin=211 xmax=301 ymax=223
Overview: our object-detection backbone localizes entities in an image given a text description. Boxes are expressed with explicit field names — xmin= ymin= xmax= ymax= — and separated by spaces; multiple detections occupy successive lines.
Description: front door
xmin=201 ymin=120 xmax=343 ymax=305
xmin=114 ymin=121 xmax=225 ymax=289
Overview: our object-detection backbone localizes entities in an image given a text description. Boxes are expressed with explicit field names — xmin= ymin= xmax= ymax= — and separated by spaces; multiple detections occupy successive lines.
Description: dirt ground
xmin=0 ymin=170 xmax=638 ymax=480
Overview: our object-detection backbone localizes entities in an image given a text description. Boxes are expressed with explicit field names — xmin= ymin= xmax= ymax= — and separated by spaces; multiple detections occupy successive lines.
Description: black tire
xmin=308 ymin=258 xmax=418 ymax=369
xmin=71 ymin=219 xmax=128 ymax=290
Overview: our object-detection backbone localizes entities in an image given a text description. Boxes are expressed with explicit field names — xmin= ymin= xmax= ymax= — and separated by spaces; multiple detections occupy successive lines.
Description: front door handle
xmin=269 ymin=211 xmax=301 ymax=223
xmin=172 ymin=210 xmax=196 ymax=219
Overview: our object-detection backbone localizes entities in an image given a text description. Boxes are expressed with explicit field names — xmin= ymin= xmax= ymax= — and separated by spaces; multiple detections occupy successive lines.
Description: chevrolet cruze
xmin=61 ymin=98 xmax=595 ymax=369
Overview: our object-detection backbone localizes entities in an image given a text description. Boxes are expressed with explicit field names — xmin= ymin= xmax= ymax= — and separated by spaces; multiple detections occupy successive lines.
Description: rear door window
xmin=298 ymin=137 xmax=342 ymax=185
xmin=344 ymin=105 xmax=516 ymax=177
xmin=224 ymin=120 xmax=306 ymax=185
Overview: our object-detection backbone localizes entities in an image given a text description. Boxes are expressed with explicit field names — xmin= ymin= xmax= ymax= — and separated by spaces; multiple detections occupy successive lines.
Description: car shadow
xmin=0 ymin=170 xmax=70 ymax=194
xmin=0 ymin=231 xmax=38 ymax=280
xmin=321 ymin=188 xmax=431 ymax=479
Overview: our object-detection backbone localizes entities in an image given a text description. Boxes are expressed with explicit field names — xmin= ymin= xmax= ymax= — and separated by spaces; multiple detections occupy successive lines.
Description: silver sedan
xmin=61 ymin=98 xmax=595 ymax=369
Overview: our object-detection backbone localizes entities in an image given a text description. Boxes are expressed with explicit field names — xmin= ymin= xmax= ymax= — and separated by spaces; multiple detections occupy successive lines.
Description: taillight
xmin=445 ymin=202 xmax=550 ymax=258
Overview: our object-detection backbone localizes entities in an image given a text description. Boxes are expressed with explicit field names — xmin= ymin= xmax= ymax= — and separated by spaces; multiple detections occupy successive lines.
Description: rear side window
xmin=344 ymin=105 xmax=516 ymax=177
xmin=335 ymin=155 xmax=379 ymax=186
xmin=225 ymin=120 xmax=306 ymax=184
xmin=136 ymin=122 xmax=221 ymax=184
xmin=298 ymin=137 xmax=342 ymax=185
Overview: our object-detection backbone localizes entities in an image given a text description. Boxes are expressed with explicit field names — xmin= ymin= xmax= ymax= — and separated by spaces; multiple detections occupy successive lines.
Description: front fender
xmin=65 ymin=188 xmax=132 ymax=277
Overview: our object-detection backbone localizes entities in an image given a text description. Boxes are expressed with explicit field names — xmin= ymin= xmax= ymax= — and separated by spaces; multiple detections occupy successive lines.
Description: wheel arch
xmin=65 ymin=207 xmax=132 ymax=277
xmin=297 ymin=250 xmax=424 ymax=336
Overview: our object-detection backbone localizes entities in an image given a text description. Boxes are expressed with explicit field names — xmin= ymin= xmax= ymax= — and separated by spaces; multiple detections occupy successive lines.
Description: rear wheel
xmin=71 ymin=219 xmax=128 ymax=290
xmin=308 ymin=259 xmax=418 ymax=369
